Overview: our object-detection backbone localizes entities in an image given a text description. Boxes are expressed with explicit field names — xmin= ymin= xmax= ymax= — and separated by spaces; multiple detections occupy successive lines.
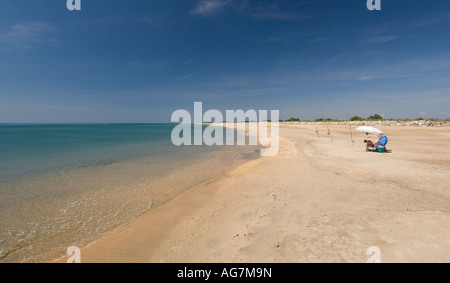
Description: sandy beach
xmin=4 ymin=0 xmax=450 ymax=266
xmin=56 ymin=124 xmax=450 ymax=263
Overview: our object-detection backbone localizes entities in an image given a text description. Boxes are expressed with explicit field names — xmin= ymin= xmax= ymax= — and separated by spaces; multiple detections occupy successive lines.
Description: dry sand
xmin=58 ymin=125 xmax=450 ymax=263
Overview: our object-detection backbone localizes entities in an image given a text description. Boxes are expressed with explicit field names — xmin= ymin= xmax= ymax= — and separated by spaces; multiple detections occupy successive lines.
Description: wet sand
xmin=57 ymin=125 xmax=450 ymax=263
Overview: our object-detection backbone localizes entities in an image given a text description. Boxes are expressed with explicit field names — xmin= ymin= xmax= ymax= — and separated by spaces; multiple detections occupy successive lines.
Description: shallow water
xmin=0 ymin=124 xmax=259 ymax=262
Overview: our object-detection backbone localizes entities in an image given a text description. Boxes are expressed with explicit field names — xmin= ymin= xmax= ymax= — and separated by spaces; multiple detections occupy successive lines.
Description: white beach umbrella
xmin=356 ymin=126 xmax=384 ymax=135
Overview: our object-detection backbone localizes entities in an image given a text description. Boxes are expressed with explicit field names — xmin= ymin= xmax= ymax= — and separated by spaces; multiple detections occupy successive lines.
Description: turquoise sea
xmin=0 ymin=124 xmax=258 ymax=262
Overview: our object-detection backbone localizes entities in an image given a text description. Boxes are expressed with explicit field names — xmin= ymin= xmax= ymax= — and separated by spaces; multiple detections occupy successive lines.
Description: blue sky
xmin=0 ymin=0 xmax=449 ymax=123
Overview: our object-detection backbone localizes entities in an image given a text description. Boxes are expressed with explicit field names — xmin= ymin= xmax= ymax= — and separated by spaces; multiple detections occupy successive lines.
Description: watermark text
xmin=171 ymin=102 xmax=279 ymax=157
xmin=67 ymin=0 xmax=81 ymax=11
xmin=367 ymin=0 xmax=381 ymax=11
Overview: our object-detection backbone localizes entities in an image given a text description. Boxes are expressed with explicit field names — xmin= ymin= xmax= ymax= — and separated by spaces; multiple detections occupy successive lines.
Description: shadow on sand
xmin=366 ymin=149 xmax=392 ymax=154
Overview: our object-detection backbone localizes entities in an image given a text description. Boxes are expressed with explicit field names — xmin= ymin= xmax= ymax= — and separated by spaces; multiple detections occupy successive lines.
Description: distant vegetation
xmin=315 ymin=118 xmax=335 ymax=122
xmin=367 ymin=114 xmax=384 ymax=120
xmin=247 ymin=116 xmax=448 ymax=123
xmin=350 ymin=116 xmax=364 ymax=121
xmin=279 ymin=114 xmax=449 ymax=122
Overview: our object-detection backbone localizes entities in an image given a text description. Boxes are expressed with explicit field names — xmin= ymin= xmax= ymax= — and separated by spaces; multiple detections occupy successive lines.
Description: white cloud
xmin=250 ymin=11 xmax=309 ymax=21
xmin=191 ymin=0 xmax=232 ymax=17
xmin=176 ymin=74 xmax=196 ymax=81
xmin=140 ymin=15 xmax=164 ymax=30
xmin=191 ymin=0 xmax=309 ymax=21
xmin=248 ymin=1 xmax=310 ymax=21
xmin=358 ymin=76 xmax=373 ymax=81
xmin=440 ymin=112 xmax=450 ymax=116
xmin=407 ymin=13 xmax=450 ymax=29
xmin=43 ymin=105 xmax=87 ymax=111
xmin=366 ymin=35 xmax=398 ymax=44
xmin=418 ymin=112 xmax=427 ymax=115
xmin=0 ymin=22 xmax=54 ymax=49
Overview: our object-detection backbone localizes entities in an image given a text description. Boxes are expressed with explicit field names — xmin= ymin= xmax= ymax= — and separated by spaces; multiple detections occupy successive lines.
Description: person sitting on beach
xmin=365 ymin=134 xmax=388 ymax=152
xmin=365 ymin=140 xmax=375 ymax=152
xmin=374 ymin=134 xmax=388 ymax=151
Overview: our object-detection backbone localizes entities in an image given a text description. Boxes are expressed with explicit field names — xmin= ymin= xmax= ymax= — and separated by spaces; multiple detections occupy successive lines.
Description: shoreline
xmin=18 ymin=146 xmax=258 ymax=263
xmin=1 ymin=125 xmax=259 ymax=263
xmin=56 ymin=156 xmax=266 ymax=263
xmin=53 ymin=124 xmax=450 ymax=262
